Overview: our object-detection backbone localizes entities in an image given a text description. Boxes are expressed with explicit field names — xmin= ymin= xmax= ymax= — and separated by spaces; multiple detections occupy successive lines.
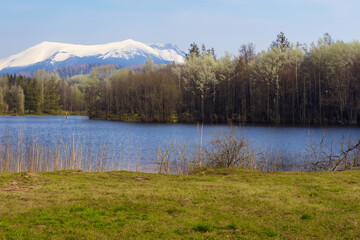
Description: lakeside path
xmin=0 ymin=168 xmax=359 ymax=239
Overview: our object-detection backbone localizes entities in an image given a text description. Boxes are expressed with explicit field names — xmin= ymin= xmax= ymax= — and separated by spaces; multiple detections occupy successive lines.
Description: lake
xmin=0 ymin=116 xmax=359 ymax=171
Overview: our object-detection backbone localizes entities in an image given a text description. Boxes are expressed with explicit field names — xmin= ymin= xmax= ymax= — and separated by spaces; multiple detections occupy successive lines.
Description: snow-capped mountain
xmin=0 ymin=39 xmax=185 ymax=77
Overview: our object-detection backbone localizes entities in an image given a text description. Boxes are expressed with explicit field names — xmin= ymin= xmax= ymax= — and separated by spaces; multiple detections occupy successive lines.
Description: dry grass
xmin=0 ymin=132 xmax=114 ymax=173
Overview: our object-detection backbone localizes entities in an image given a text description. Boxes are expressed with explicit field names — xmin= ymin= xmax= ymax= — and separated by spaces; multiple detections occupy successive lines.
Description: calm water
xmin=0 ymin=116 xmax=359 ymax=170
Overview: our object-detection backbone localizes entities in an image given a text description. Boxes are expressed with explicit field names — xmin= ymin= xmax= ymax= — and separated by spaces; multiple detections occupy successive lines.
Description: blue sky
xmin=1 ymin=0 xmax=360 ymax=58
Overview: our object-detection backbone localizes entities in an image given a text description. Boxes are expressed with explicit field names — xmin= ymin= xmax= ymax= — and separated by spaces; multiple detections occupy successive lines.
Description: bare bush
xmin=154 ymin=129 xmax=306 ymax=174
xmin=203 ymin=130 xmax=256 ymax=168
xmin=155 ymin=143 xmax=171 ymax=174
xmin=306 ymin=134 xmax=360 ymax=171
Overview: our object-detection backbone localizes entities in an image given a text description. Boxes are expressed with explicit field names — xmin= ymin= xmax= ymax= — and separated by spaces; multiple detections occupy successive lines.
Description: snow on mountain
xmin=0 ymin=39 xmax=185 ymax=76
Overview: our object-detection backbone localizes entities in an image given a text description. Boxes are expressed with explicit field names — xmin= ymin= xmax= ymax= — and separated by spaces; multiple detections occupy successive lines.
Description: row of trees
xmin=86 ymin=33 xmax=360 ymax=124
xmin=0 ymin=70 xmax=85 ymax=115
xmin=1 ymin=33 xmax=360 ymax=124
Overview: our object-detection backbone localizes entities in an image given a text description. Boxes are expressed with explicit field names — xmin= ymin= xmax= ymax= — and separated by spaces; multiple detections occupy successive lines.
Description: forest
xmin=0 ymin=33 xmax=360 ymax=125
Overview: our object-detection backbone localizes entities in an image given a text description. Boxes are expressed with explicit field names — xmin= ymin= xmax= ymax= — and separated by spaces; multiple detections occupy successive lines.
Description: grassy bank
xmin=0 ymin=168 xmax=359 ymax=239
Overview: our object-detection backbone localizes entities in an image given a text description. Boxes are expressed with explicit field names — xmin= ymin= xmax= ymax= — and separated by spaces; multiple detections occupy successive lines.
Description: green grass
xmin=0 ymin=168 xmax=359 ymax=239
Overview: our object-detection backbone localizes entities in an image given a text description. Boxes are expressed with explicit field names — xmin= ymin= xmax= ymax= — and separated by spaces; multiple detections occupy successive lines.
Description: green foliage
xmin=6 ymin=85 xmax=25 ymax=114
xmin=143 ymin=56 xmax=154 ymax=72
xmin=67 ymin=74 xmax=90 ymax=84
xmin=0 ymin=69 xmax=86 ymax=115
xmin=0 ymin=86 xmax=8 ymax=113
xmin=183 ymin=54 xmax=217 ymax=121
xmin=69 ymin=84 xmax=85 ymax=112
xmin=43 ymin=75 xmax=61 ymax=114
xmin=24 ymin=78 xmax=40 ymax=114
xmin=90 ymin=64 xmax=116 ymax=81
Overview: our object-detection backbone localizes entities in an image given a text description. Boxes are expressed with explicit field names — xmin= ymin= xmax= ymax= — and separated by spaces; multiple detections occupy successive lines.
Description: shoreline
xmin=2 ymin=115 xmax=359 ymax=128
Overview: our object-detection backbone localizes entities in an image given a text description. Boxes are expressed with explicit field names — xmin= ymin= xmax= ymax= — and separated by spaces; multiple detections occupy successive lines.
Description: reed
xmin=154 ymin=139 xmax=201 ymax=175
xmin=0 ymin=131 xmax=116 ymax=173
xmin=2 ymin=128 xmax=359 ymax=174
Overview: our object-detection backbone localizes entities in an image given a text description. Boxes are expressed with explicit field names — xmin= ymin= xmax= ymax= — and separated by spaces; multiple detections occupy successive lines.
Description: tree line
xmin=0 ymin=69 xmax=85 ymax=115
xmin=1 ymin=33 xmax=360 ymax=124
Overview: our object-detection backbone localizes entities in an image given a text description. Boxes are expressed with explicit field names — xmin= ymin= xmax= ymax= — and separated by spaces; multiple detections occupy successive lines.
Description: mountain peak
xmin=123 ymin=38 xmax=137 ymax=43
xmin=0 ymin=40 xmax=185 ymax=77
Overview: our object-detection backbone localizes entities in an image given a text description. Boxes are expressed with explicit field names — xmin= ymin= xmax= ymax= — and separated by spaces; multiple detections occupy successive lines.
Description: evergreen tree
xmin=6 ymin=85 xmax=24 ymax=114
xmin=24 ymin=78 xmax=40 ymax=113
xmin=271 ymin=32 xmax=290 ymax=52
xmin=43 ymin=75 xmax=61 ymax=114
xmin=187 ymin=42 xmax=200 ymax=58
xmin=0 ymin=86 xmax=8 ymax=113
